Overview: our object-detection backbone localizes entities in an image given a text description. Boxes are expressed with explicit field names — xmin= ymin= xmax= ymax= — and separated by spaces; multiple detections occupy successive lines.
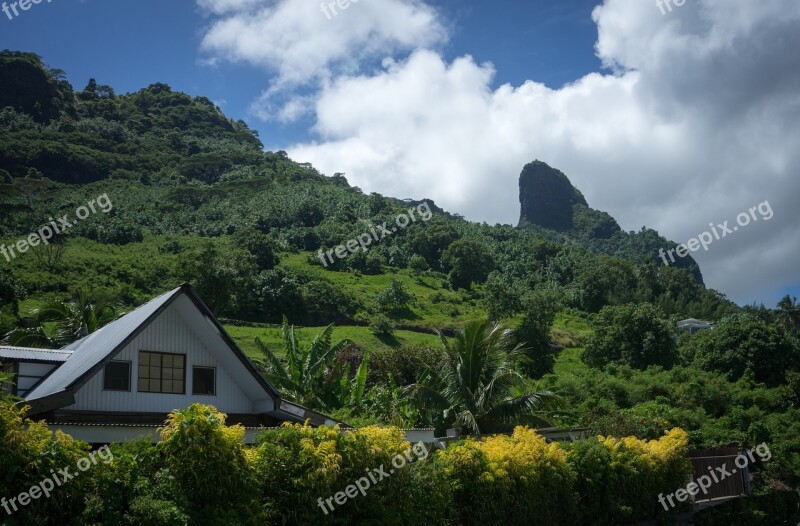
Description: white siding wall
xmin=70 ymin=302 xmax=253 ymax=414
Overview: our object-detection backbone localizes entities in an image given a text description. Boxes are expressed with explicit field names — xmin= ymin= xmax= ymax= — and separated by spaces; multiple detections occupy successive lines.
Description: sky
xmin=0 ymin=0 xmax=798 ymax=307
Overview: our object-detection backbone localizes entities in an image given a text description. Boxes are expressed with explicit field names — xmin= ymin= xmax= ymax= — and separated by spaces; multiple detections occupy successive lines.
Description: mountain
xmin=0 ymin=50 xmax=736 ymax=340
xmin=518 ymin=160 xmax=704 ymax=284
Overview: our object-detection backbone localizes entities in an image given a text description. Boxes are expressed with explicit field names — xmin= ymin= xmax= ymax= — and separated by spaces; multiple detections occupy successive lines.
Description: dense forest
xmin=1 ymin=50 xmax=799 ymax=525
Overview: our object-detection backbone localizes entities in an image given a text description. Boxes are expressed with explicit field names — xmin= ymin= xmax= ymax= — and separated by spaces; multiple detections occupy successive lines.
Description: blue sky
xmin=0 ymin=0 xmax=798 ymax=306
xmin=0 ymin=0 xmax=603 ymax=148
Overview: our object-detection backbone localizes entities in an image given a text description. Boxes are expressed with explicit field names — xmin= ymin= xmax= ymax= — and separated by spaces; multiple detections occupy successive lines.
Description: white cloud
xmin=284 ymin=0 xmax=800 ymax=305
xmin=197 ymin=0 xmax=447 ymax=119
xmin=196 ymin=0 xmax=263 ymax=15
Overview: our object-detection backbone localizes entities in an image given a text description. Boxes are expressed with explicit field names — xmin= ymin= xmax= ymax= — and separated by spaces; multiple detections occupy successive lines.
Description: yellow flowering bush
xmin=436 ymin=426 xmax=693 ymax=526
xmin=436 ymin=426 xmax=577 ymax=526
xmin=159 ymin=404 xmax=262 ymax=525
xmin=255 ymin=422 xmax=447 ymax=525
xmin=0 ymin=400 xmax=91 ymax=525
xmin=567 ymin=427 xmax=692 ymax=524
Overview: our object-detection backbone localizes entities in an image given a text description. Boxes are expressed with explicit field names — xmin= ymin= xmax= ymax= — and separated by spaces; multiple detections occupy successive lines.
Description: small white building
xmin=677 ymin=318 xmax=715 ymax=334
xmin=0 ymin=284 xmax=340 ymax=443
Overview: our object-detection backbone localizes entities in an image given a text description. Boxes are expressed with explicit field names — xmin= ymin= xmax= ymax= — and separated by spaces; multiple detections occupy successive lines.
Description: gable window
xmin=2 ymin=361 xmax=17 ymax=396
xmin=103 ymin=361 xmax=131 ymax=391
xmin=192 ymin=367 xmax=216 ymax=396
xmin=138 ymin=351 xmax=185 ymax=394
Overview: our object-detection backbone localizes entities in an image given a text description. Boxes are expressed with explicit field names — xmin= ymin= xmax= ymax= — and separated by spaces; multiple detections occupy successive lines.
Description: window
xmin=138 ymin=351 xmax=185 ymax=394
xmin=103 ymin=361 xmax=131 ymax=391
xmin=192 ymin=367 xmax=216 ymax=396
xmin=2 ymin=362 xmax=17 ymax=396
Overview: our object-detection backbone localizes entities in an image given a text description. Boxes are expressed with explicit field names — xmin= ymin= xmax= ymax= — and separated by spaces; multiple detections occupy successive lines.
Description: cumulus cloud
xmin=281 ymin=0 xmax=800 ymax=304
xmin=196 ymin=0 xmax=263 ymax=15
xmin=197 ymin=0 xmax=447 ymax=119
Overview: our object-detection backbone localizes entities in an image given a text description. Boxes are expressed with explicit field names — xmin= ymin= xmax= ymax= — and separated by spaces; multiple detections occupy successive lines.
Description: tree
xmin=441 ymin=238 xmax=494 ymax=289
xmin=409 ymin=319 xmax=559 ymax=434
xmin=251 ymin=268 xmax=305 ymax=323
xmin=776 ymin=295 xmax=800 ymax=336
xmin=680 ymin=313 xmax=800 ymax=386
xmin=233 ymin=228 xmax=279 ymax=271
xmin=370 ymin=314 xmax=395 ymax=338
xmin=582 ymin=303 xmax=677 ymax=370
xmin=408 ymin=254 xmax=429 ymax=274
xmin=409 ymin=221 xmax=460 ymax=268
xmin=178 ymin=240 xmax=257 ymax=316
xmin=374 ymin=278 xmax=413 ymax=316
xmin=32 ymin=233 xmax=67 ymax=271
xmin=483 ymin=270 xmax=524 ymax=321
xmin=254 ymin=318 xmax=351 ymax=411
xmin=4 ymin=288 xmax=116 ymax=348
xmin=514 ymin=290 xmax=561 ymax=378
xmin=0 ymin=269 xmax=23 ymax=335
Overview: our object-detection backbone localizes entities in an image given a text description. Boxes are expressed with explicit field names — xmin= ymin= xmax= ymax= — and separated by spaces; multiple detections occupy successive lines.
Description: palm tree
xmin=409 ymin=319 xmax=559 ymax=435
xmin=254 ymin=317 xmax=352 ymax=411
xmin=776 ymin=295 xmax=800 ymax=336
xmin=4 ymin=289 xmax=116 ymax=348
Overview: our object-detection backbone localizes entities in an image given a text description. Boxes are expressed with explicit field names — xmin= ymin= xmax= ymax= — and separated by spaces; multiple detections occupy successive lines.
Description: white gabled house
xmin=0 ymin=284 xmax=341 ymax=444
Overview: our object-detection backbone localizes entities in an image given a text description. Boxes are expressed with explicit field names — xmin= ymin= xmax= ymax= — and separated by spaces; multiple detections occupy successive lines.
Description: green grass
xmin=281 ymin=252 xmax=486 ymax=330
xmin=551 ymin=311 xmax=593 ymax=348
xmin=552 ymin=347 xmax=588 ymax=376
xmin=550 ymin=311 xmax=593 ymax=376
xmin=224 ymin=324 xmax=441 ymax=361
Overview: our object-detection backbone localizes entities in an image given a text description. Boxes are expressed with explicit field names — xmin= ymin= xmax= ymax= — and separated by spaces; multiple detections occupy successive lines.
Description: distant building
xmin=677 ymin=318 xmax=715 ymax=334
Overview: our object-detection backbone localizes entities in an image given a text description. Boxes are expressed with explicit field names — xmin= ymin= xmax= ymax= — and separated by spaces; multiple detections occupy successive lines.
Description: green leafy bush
xmin=582 ymin=303 xmax=677 ymax=370
xmin=158 ymin=404 xmax=262 ymax=526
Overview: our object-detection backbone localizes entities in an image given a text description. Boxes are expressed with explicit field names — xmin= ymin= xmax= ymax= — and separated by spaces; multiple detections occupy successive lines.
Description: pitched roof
xmin=677 ymin=318 xmax=714 ymax=326
xmin=25 ymin=286 xmax=183 ymax=402
xmin=24 ymin=284 xmax=279 ymax=409
xmin=0 ymin=346 xmax=73 ymax=363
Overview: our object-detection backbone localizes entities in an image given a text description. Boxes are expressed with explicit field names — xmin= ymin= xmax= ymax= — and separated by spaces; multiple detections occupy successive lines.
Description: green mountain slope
xmin=0 ymin=50 xmax=736 ymax=343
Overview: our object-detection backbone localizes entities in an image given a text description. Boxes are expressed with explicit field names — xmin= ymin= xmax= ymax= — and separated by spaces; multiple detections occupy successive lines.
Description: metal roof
xmin=0 ymin=346 xmax=73 ymax=363
xmin=25 ymin=286 xmax=183 ymax=402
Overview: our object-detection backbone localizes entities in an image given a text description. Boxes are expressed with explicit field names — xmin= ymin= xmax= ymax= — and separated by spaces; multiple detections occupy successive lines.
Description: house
xmin=0 ymin=284 xmax=341 ymax=444
xmin=677 ymin=318 xmax=715 ymax=334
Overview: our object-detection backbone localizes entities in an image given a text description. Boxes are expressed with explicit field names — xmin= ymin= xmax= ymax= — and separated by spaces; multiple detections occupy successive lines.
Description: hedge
xmin=1 ymin=402 xmax=702 ymax=526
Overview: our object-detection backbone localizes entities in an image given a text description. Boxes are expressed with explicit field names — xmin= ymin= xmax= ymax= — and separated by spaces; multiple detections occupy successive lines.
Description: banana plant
xmin=254 ymin=316 xmax=350 ymax=411
xmin=322 ymin=349 xmax=371 ymax=414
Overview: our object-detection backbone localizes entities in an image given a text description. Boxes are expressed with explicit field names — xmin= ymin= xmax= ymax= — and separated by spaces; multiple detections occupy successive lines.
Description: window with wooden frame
xmin=138 ymin=351 xmax=185 ymax=394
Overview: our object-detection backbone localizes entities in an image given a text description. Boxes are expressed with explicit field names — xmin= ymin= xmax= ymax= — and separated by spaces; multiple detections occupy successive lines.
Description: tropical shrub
xmin=374 ymin=279 xmax=413 ymax=316
xmin=582 ymin=303 xmax=677 ymax=370
xmin=0 ymin=399 xmax=91 ymax=526
xmin=436 ymin=426 xmax=577 ymax=526
xmin=436 ymin=426 xmax=692 ymax=526
xmin=158 ymin=404 xmax=262 ymax=525
xmin=254 ymin=423 xmax=446 ymax=526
